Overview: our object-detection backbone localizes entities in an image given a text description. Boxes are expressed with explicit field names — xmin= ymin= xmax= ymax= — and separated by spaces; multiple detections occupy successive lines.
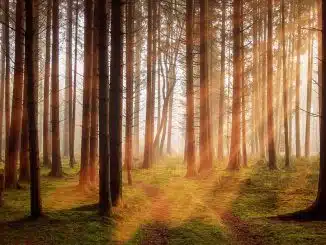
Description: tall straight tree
xmin=0 ymin=1 xmax=5 ymax=159
xmin=218 ymin=0 xmax=226 ymax=161
xmin=228 ymin=0 xmax=241 ymax=170
xmin=90 ymin=0 xmax=99 ymax=184
xmin=185 ymin=0 xmax=196 ymax=177
xmin=80 ymin=0 xmax=93 ymax=186
xmin=143 ymin=0 xmax=153 ymax=169
xmin=125 ymin=0 xmax=134 ymax=185
xmin=267 ymin=0 xmax=276 ymax=169
xmin=199 ymin=0 xmax=212 ymax=172
xmin=110 ymin=0 xmax=123 ymax=205
xmin=64 ymin=0 xmax=73 ymax=159
xmin=50 ymin=0 xmax=63 ymax=177
xmin=295 ymin=0 xmax=301 ymax=158
xmin=98 ymin=0 xmax=112 ymax=216
xmin=281 ymin=0 xmax=290 ymax=167
xmin=25 ymin=0 xmax=42 ymax=218
xmin=43 ymin=0 xmax=52 ymax=168
xmin=5 ymin=0 xmax=24 ymax=188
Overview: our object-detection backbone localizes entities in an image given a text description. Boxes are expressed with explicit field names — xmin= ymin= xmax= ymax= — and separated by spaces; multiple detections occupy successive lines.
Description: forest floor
xmin=0 ymin=156 xmax=325 ymax=244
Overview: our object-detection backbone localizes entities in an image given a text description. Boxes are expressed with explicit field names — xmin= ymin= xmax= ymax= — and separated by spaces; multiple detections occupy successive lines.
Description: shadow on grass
xmin=0 ymin=204 xmax=115 ymax=245
xmin=126 ymin=219 xmax=228 ymax=245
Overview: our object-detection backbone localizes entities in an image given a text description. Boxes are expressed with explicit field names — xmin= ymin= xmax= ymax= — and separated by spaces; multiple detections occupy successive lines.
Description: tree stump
xmin=0 ymin=173 xmax=4 ymax=206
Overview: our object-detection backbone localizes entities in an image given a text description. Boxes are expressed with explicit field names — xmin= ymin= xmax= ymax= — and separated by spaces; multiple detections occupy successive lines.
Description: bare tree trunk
xmin=185 ymin=0 xmax=196 ymax=177
xmin=43 ymin=0 xmax=51 ymax=168
xmin=110 ymin=0 xmax=123 ymax=206
xmin=295 ymin=0 xmax=301 ymax=158
xmin=98 ymin=0 xmax=112 ymax=217
xmin=50 ymin=0 xmax=63 ymax=177
xmin=79 ymin=0 xmax=93 ymax=186
xmin=0 ymin=3 xmax=5 ymax=160
xmin=5 ymin=0 xmax=24 ymax=188
xmin=267 ymin=0 xmax=276 ymax=170
xmin=143 ymin=0 xmax=153 ymax=169
xmin=281 ymin=0 xmax=290 ymax=167
xmin=125 ymin=0 xmax=134 ymax=185
xmin=26 ymin=0 xmax=42 ymax=218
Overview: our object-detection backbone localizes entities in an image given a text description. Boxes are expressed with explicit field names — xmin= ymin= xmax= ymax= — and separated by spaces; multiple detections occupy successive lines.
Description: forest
xmin=1 ymin=0 xmax=326 ymax=244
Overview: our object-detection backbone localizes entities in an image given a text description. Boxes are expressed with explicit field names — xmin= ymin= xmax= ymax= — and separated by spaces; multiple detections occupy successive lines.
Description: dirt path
xmin=220 ymin=211 xmax=265 ymax=245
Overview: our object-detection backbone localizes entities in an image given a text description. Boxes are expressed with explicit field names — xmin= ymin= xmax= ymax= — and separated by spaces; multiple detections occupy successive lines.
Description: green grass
xmin=0 ymin=157 xmax=325 ymax=244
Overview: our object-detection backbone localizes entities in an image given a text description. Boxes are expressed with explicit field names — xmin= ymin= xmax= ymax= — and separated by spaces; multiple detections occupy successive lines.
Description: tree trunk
xmin=43 ymin=0 xmax=52 ymax=168
xmin=98 ymin=0 xmax=112 ymax=217
xmin=79 ymin=0 xmax=93 ymax=186
xmin=0 ymin=3 xmax=5 ymax=160
xmin=109 ymin=0 xmax=123 ymax=206
xmin=5 ymin=0 xmax=24 ymax=188
xmin=295 ymin=0 xmax=301 ymax=158
xmin=125 ymin=0 xmax=134 ymax=185
xmin=90 ymin=0 xmax=99 ymax=184
xmin=281 ymin=0 xmax=290 ymax=167
xmin=26 ymin=0 xmax=42 ymax=218
xmin=185 ymin=0 xmax=196 ymax=177
xmin=267 ymin=0 xmax=276 ymax=170
xmin=143 ymin=0 xmax=153 ymax=169
xmin=50 ymin=0 xmax=63 ymax=177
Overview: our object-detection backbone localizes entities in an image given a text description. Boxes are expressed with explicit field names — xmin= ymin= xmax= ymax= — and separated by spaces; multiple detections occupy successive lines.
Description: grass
xmin=0 ymin=156 xmax=325 ymax=244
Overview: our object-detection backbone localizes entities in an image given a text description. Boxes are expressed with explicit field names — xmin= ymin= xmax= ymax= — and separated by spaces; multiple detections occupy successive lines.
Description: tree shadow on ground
xmin=126 ymin=219 xmax=228 ymax=245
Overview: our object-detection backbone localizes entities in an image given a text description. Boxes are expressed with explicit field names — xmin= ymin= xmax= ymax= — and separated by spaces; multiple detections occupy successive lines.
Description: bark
xmin=79 ymin=0 xmax=93 ymax=186
xmin=43 ymin=0 xmax=51 ymax=168
xmin=5 ymin=0 xmax=24 ymax=188
xmin=227 ymin=0 xmax=241 ymax=171
xmin=218 ymin=0 xmax=226 ymax=161
xmin=295 ymin=0 xmax=301 ymax=158
xmin=267 ymin=0 xmax=276 ymax=170
xmin=281 ymin=0 xmax=290 ymax=167
xmin=90 ymin=0 xmax=99 ymax=184
xmin=98 ymin=0 xmax=112 ymax=217
xmin=143 ymin=0 xmax=153 ymax=169
xmin=0 ymin=2 xmax=5 ymax=160
xmin=109 ymin=0 xmax=123 ymax=206
xmin=26 ymin=0 xmax=42 ymax=218
xmin=50 ymin=0 xmax=63 ymax=177
xmin=125 ymin=0 xmax=134 ymax=185
xmin=185 ymin=0 xmax=196 ymax=177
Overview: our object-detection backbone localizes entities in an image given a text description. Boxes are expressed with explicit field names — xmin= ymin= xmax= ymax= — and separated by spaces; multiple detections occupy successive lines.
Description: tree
xmin=125 ymin=0 xmax=134 ymax=185
xmin=185 ymin=0 xmax=196 ymax=177
xmin=109 ymin=0 xmax=123 ymax=206
xmin=281 ymin=0 xmax=290 ymax=167
xmin=295 ymin=0 xmax=301 ymax=158
xmin=79 ymin=0 xmax=93 ymax=186
xmin=98 ymin=0 xmax=112 ymax=217
xmin=267 ymin=0 xmax=276 ymax=170
xmin=50 ymin=0 xmax=63 ymax=177
xmin=5 ymin=0 xmax=24 ymax=188
xmin=43 ymin=0 xmax=52 ymax=168
xmin=143 ymin=0 xmax=153 ymax=169
xmin=199 ymin=0 xmax=213 ymax=172
xmin=227 ymin=0 xmax=241 ymax=171
xmin=26 ymin=0 xmax=42 ymax=218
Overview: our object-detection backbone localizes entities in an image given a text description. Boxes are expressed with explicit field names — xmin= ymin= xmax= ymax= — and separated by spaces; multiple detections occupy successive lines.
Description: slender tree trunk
xmin=281 ymin=0 xmax=290 ymax=167
xmin=50 ymin=0 xmax=63 ymax=177
xmin=267 ymin=0 xmax=276 ymax=170
xmin=295 ymin=0 xmax=301 ymax=158
xmin=5 ymin=0 xmax=24 ymax=188
xmin=65 ymin=0 xmax=73 ymax=160
xmin=125 ymin=0 xmax=134 ymax=185
xmin=98 ymin=0 xmax=112 ymax=217
xmin=20 ymin=62 xmax=30 ymax=181
xmin=0 ymin=4 xmax=5 ymax=160
xmin=110 ymin=0 xmax=123 ymax=206
xmin=79 ymin=0 xmax=93 ymax=186
xmin=199 ymin=0 xmax=212 ymax=172
xmin=228 ymin=0 xmax=241 ymax=171
xmin=90 ymin=0 xmax=99 ymax=184
xmin=167 ymin=79 xmax=173 ymax=154
xmin=185 ymin=0 xmax=196 ymax=177
xmin=143 ymin=0 xmax=153 ymax=169
xmin=43 ymin=0 xmax=51 ymax=168
xmin=71 ymin=0 xmax=79 ymax=168
xmin=26 ymin=0 xmax=42 ymax=218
